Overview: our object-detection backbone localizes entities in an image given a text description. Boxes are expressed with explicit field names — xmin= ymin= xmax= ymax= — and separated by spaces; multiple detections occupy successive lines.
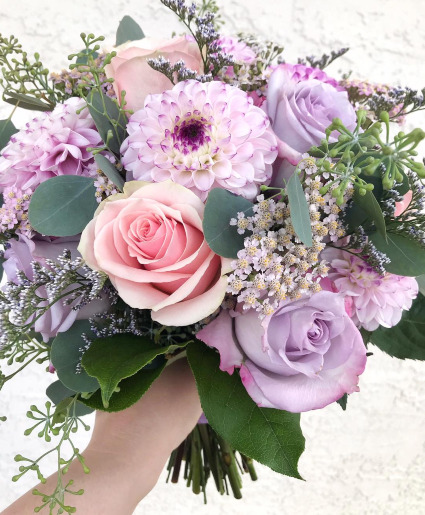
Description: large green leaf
xmin=81 ymin=334 xmax=179 ymax=408
xmin=94 ymin=154 xmax=124 ymax=191
xmin=369 ymin=231 xmax=425 ymax=276
xmin=416 ymin=275 xmax=425 ymax=296
xmin=86 ymin=90 xmax=127 ymax=155
xmin=0 ymin=119 xmax=18 ymax=151
xmin=187 ymin=342 xmax=305 ymax=479
xmin=370 ymin=293 xmax=425 ymax=360
xmin=50 ymin=320 xmax=99 ymax=393
xmin=352 ymin=189 xmax=386 ymax=239
xmin=203 ymin=188 xmax=253 ymax=258
xmin=287 ymin=172 xmax=312 ymax=247
xmin=3 ymin=92 xmax=52 ymax=112
xmin=116 ymin=15 xmax=145 ymax=46
xmin=80 ymin=364 xmax=165 ymax=412
xmin=46 ymin=380 xmax=94 ymax=417
xmin=28 ymin=176 xmax=98 ymax=236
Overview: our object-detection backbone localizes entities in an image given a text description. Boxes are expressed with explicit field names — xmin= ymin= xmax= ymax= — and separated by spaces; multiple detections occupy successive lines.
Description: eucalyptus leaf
xmin=4 ymin=92 xmax=52 ymax=112
xmin=287 ymin=172 xmax=312 ymax=247
xmin=370 ymin=293 xmax=425 ymax=360
xmin=46 ymin=380 xmax=94 ymax=417
xmin=76 ymin=48 xmax=99 ymax=65
xmin=82 ymin=334 xmax=181 ymax=408
xmin=369 ymin=232 xmax=425 ymax=276
xmin=28 ymin=176 xmax=98 ymax=236
xmin=80 ymin=364 xmax=165 ymax=412
xmin=94 ymin=154 xmax=124 ymax=191
xmin=0 ymin=119 xmax=18 ymax=151
xmin=353 ymin=189 xmax=386 ymax=240
xmin=116 ymin=15 xmax=145 ymax=46
xmin=50 ymin=320 xmax=99 ymax=393
xmin=87 ymin=90 xmax=127 ymax=155
xmin=203 ymin=188 xmax=253 ymax=258
xmin=187 ymin=342 xmax=305 ymax=479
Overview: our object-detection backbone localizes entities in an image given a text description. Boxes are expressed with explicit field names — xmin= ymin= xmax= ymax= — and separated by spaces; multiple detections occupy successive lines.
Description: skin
xmin=2 ymin=359 xmax=202 ymax=515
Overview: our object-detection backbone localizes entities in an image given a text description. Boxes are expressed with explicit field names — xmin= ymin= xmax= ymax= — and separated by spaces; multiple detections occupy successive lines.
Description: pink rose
xmin=105 ymin=36 xmax=203 ymax=112
xmin=197 ymin=291 xmax=367 ymax=412
xmin=78 ymin=180 xmax=230 ymax=326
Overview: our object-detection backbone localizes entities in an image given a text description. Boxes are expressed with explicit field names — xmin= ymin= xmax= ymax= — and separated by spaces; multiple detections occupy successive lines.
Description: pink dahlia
xmin=0 ymin=97 xmax=102 ymax=192
xmin=326 ymin=249 xmax=418 ymax=331
xmin=121 ymin=80 xmax=278 ymax=201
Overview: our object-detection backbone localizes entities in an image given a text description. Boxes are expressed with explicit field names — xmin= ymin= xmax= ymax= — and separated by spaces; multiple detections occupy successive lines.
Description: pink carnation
xmin=0 ymin=97 xmax=101 ymax=192
xmin=121 ymin=80 xmax=278 ymax=201
xmin=326 ymin=249 xmax=418 ymax=331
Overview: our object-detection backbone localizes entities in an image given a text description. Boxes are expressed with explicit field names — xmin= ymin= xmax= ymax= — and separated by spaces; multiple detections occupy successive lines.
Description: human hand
xmin=2 ymin=358 xmax=202 ymax=515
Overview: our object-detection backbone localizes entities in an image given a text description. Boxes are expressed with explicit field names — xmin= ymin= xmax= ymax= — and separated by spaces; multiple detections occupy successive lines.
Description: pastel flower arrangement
xmin=0 ymin=0 xmax=425 ymax=510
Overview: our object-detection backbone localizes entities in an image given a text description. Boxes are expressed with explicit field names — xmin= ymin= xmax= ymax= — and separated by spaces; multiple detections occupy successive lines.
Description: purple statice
xmin=0 ymin=186 xmax=33 ymax=237
xmin=0 ymin=97 xmax=102 ymax=192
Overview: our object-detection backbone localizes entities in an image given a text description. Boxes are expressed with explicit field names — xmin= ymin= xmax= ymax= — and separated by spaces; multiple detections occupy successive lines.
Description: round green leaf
xmin=50 ymin=320 xmax=99 ymax=393
xmin=28 ymin=176 xmax=98 ymax=236
xmin=116 ymin=15 xmax=145 ymax=46
xmin=203 ymin=188 xmax=253 ymax=258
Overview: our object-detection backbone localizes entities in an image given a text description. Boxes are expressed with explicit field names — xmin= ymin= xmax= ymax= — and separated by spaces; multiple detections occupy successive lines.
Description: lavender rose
xmin=266 ymin=64 xmax=357 ymax=186
xmin=3 ymin=236 xmax=108 ymax=342
xmin=197 ymin=291 xmax=367 ymax=413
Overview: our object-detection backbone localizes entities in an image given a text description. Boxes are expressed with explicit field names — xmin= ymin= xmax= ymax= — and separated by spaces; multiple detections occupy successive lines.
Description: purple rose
xmin=266 ymin=64 xmax=356 ymax=186
xmin=197 ymin=291 xmax=367 ymax=413
xmin=3 ymin=235 xmax=108 ymax=342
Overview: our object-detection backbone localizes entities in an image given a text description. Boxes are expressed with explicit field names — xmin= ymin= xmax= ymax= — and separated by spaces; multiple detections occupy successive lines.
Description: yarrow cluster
xmin=227 ymin=156 xmax=351 ymax=316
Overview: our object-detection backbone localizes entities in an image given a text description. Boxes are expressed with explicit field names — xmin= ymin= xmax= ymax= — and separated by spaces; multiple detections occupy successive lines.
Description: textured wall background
xmin=0 ymin=1 xmax=425 ymax=514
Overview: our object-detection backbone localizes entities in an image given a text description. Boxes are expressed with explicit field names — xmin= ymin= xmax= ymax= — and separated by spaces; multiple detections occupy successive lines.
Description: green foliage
xmin=46 ymin=380 xmax=94 ymax=417
xmin=187 ymin=342 xmax=305 ymax=479
xmin=352 ymin=188 xmax=386 ymax=239
xmin=94 ymin=154 xmax=124 ymax=191
xmin=368 ymin=231 xmax=425 ymax=276
xmin=0 ymin=34 xmax=63 ymax=110
xmin=203 ymin=188 xmax=253 ymax=258
xmin=28 ymin=176 xmax=98 ymax=237
xmin=116 ymin=15 xmax=145 ymax=46
xmin=287 ymin=171 xmax=313 ymax=247
xmin=0 ymin=118 xmax=17 ymax=150
xmin=82 ymin=334 xmax=184 ymax=408
xmin=370 ymin=293 xmax=425 ymax=360
xmin=81 ymin=363 xmax=165 ymax=412
xmin=86 ymin=90 xmax=128 ymax=156
xmin=50 ymin=320 xmax=99 ymax=393
xmin=336 ymin=394 xmax=347 ymax=410
xmin=13 ymin=398 xmax=91 ymax=514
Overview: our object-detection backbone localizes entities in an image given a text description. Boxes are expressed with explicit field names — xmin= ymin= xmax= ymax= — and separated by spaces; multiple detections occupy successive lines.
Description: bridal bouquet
xmin=1 ymin=0 xmax=425 ymax=512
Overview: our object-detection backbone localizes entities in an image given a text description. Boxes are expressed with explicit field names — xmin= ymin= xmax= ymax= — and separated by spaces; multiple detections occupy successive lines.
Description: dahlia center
xmin=174 ymin=119 xmax=210 ymax=154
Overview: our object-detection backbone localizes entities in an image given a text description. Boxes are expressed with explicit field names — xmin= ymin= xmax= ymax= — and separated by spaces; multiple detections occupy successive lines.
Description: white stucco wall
xmin=0 ymin=1 xmax=425 ymax=514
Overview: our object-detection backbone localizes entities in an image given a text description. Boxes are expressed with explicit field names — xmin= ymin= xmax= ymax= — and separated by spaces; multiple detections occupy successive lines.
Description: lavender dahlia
xmin=0 ymin=97 xmax=101 ymax=192
xmin=326 ymin=249 xmax=418 ymax=331
xmin=121 ymin=80 xmax=278 ymax=200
